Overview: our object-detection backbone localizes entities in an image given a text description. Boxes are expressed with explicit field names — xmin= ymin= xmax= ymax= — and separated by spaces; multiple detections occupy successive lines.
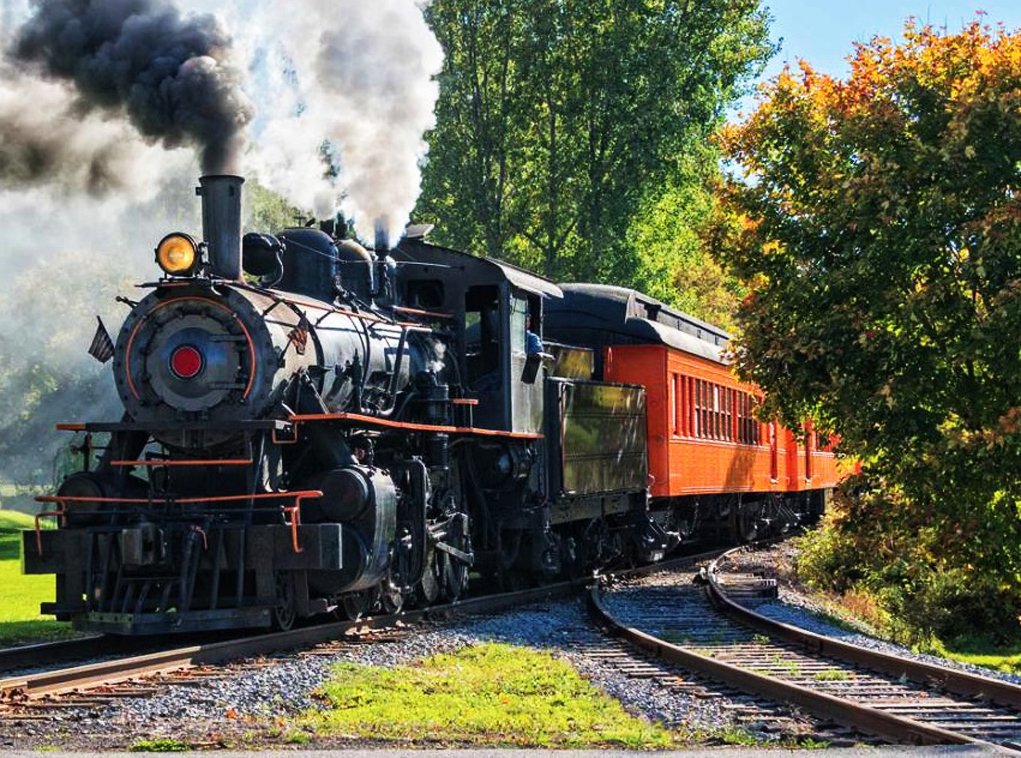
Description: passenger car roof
xmin=548 ymin=283 xmax=731 ymax=364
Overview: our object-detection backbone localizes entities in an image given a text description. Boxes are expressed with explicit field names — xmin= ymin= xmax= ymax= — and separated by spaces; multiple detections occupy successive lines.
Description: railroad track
xmin=592 ymin=547 xmax=1021 ymax=751
xmin=0 ymin=630 xmax=255 ymax=678
xmin=0 ymin=545 xmax=733 ymax=723
xmin=0 ymin=580 xmax=580 ymax=715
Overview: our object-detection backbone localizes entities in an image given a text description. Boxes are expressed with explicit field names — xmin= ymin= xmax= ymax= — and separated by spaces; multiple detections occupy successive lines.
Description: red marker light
xmin=170 ymin=345 xmax=203 ymax=379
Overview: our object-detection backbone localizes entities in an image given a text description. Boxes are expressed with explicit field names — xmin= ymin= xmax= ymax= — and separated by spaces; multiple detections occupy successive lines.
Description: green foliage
xmin=418 ymin=0 xmax=772 ymax=304
xmin=719 ymin=19 xmax=1021 ymax=641
xmin=129 ymin=738 xmax=190 ymax=753
xmin=797 ymin=491 xmax=1020 ymax=647
xmin=812 ymin=669 xmax=850 ymax=682
xmin=245 ymin=181 xmax=305 ymax=233
xmin=628 ymin=151 xmax=744 ymax=328
xmin=299 ymin=642 xmax=674 ymax=748
xmin=0 ymin=251 xmax=132 ymax=485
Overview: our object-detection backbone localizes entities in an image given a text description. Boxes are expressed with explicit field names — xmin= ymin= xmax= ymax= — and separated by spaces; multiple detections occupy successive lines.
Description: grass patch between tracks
xmin=0 ymin=510 xmax=78 ymax=645
xmin=295 ymin=642 xmax=675 ymax=748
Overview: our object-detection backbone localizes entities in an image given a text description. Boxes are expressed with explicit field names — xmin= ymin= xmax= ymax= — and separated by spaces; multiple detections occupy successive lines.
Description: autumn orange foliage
xmin=717 ymin=17 xmax=1021 ymax=644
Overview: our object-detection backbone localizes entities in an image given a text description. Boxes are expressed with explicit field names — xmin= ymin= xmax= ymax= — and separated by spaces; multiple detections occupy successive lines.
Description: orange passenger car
xmin=546 ymin=283 xmax=838 ymax=541
xmin=603 ymin=344 xmax=839 ymax=500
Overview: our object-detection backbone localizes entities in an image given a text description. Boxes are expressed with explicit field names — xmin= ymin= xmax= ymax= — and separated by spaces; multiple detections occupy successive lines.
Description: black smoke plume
xmin=12 ymin=0 xmax=252 ymax=174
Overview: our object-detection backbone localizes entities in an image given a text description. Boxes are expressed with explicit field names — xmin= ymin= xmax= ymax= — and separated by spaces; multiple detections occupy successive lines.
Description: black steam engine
xmin=24 ymin=176 xmax=673 ymax=634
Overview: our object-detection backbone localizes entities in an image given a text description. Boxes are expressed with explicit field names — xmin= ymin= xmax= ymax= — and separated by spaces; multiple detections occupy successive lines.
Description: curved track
xmin=591 ymin=547 xmax=1021 ymax=750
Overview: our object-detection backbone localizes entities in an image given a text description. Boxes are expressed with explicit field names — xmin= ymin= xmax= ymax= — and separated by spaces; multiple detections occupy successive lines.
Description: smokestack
xmin=197 ymin=175 xmax=244 ymax=280
xmin=373 ymin=218 xmax=390 ymax=252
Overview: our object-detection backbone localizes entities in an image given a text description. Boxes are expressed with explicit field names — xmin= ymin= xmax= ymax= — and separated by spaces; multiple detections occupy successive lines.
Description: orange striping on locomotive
xmin=287 ymin=411 xmax=543 ymax=440
xmin=603 ymin=344 xmax=840 ymax=499
xmin=123 ymin=296 xmax=258 ymax=401
xmin=392 ymin=305 xmax=455 ymax=320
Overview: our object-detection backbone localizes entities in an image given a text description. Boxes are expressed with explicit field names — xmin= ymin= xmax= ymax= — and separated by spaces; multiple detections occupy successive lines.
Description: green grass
xmin=0 ymin=510 xmax=38 ymax=530
xmin=129 ymin=738 xmax=190 ymax=752
xmin=934 ymin=639 xmax=1021 ymax=676
xmin=813 ymin=669 xmax=851 ymax=681
xmin=298 ymin=642 xmax=676 ymax=748
xmin=814 ymin=582 xmax=1021 ymax=676
xmin=0 ymin=510 xmax=78 ymax=645
xmin=710 ymin=725 xmax=759 ymax=746
xmin=780 ymin=660 xmax=802 ymax=676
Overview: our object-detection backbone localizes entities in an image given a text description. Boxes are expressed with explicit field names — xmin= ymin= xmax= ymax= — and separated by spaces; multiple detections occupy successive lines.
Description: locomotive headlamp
xmin=155 ymin=233 xmax=200 ymax=276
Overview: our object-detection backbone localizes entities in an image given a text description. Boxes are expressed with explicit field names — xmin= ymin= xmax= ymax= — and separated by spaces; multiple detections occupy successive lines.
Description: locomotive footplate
xmin=24 ymin=524 xmax=344 ymax=574
xmin=24 ymin=524 xmax=345 ymax=634
xmin=59 ymin=419 xmax=292 ymax=434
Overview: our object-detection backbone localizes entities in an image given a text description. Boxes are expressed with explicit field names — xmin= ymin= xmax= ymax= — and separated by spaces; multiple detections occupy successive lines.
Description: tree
xmin=629 ymin=148 xmax=744 ymax=329
xmin=718 ymin=19 xmax=1021 ymax=639
xmin=418 ymin=0 xmax=773 ymax=291
xmin=245 ymin=180 xmax=306 ymax=234
xmin=0 ymin=252 xmax=130 ymax=485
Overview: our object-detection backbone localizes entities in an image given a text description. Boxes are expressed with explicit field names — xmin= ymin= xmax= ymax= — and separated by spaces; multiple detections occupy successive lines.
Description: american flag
xmin=289 ymin=313 xmax=310 ymax=356
xmin=88 ymin=316 xmax=115 ymax=364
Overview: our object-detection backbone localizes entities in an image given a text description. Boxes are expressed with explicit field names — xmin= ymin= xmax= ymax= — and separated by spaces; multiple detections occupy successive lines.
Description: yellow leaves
xmin=964 ymin=145 xmax=977 ymax=159
xmin=998 ymin=407 xmax=1021 ymax=435
xmin=878 ymin=383 xmax=895 ymax=408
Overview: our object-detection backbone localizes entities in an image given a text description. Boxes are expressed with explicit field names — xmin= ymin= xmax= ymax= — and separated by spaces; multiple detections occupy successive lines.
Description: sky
xmin=761 ymin=1 xmax=1021 ymax=77
xmin=740 ymin=1 xmax=1021 ymax=114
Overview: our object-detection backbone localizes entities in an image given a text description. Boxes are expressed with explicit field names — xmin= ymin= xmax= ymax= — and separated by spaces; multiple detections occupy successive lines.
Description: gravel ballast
xmin=6 ymin=539 xmax=1016 ymax=751
xmin=2 ymin=595 xmax=771 ymax=751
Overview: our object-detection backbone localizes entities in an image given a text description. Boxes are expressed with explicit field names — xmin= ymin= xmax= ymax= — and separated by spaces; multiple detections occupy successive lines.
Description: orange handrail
xmin=35 ymin=490 xmax=322 ymax=506
xmin=33 ymin=490 xmax=323 ymax=556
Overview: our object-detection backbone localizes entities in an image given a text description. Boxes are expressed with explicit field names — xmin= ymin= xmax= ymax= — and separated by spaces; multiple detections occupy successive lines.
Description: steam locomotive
xmin=22 ymin=176 xmax=838 ymax=634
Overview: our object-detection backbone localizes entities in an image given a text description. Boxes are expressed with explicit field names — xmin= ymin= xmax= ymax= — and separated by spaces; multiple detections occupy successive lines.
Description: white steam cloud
xmin=245 ymin=0 xmax=443 ymax=244
xmin=0 ymin=0 xmax=445 ymax=491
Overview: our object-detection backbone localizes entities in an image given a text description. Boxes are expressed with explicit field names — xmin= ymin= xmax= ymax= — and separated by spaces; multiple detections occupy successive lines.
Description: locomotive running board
xmin=57 ymin=420 xmax=290 ymax=433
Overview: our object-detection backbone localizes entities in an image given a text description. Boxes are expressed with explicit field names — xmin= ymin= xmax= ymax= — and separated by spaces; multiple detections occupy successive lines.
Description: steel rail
xmin=589 ymin=572 xmax=1001 ymax=748
xmin=0 ymin=543 xmax=741 ymax=710
xmin=707 ymin=545 xmax=1021 ymax=710
xmin=0 ymin=636 xmax=101 ymax=674
xmin=0 ymin=544 xmax=728 ymax=700
xmin=0 ymin=581 xmax=586 ymax=701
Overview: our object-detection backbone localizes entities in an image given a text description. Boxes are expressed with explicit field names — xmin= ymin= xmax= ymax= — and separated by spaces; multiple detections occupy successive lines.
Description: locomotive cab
xmin=394 ymin=239 xmax=558 ymax=435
